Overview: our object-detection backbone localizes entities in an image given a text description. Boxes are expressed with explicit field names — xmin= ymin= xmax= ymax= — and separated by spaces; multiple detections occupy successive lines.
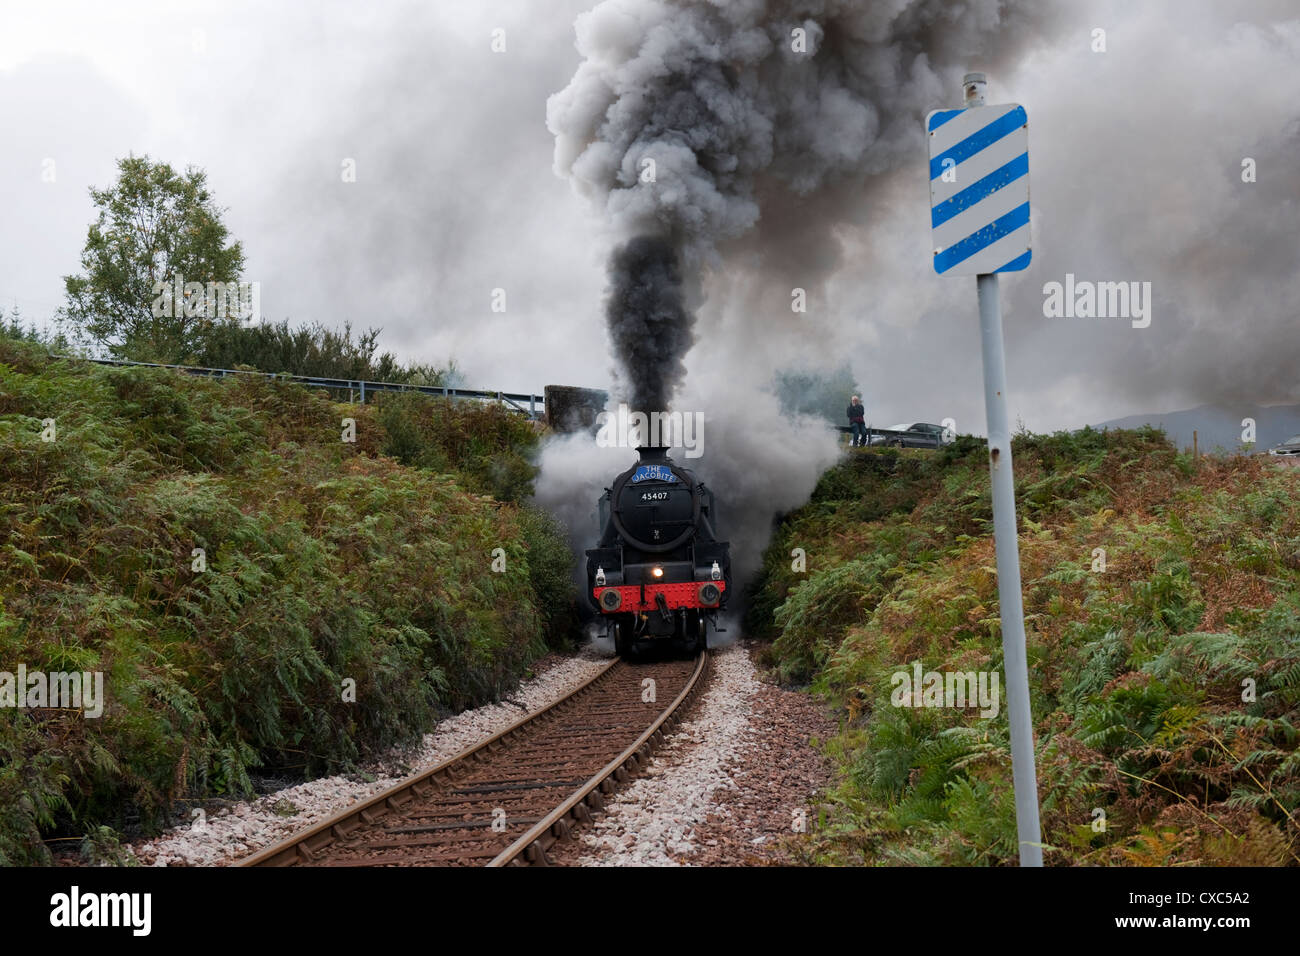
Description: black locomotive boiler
xmin=585 ymin=446 xmax=731 ymax=656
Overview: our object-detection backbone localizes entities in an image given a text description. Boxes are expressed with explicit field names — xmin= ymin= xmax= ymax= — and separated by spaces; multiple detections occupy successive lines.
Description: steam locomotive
xmin=585 ymin=446 xmax=731 ymax=657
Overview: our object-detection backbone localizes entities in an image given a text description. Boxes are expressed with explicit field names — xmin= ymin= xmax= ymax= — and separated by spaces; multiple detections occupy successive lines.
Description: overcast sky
xmin=2 ymin=0 xmax=1297 ymax=434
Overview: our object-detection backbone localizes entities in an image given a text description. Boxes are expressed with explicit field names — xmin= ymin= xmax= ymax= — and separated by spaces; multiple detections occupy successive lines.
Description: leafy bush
xmin=191 ymin=317 xmax=454 ymax=385
xmin=376 ymin=391 xmax=540 ymax=503
xmin=0 ymin=335 xmax=572 ymax=863
xmin=753 ymin=429 xmax=1300 ymax=865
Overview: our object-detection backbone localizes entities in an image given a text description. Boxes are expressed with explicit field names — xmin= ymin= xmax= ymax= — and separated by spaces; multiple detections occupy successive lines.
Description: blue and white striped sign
xmin=927 ymin=103 xmax=1031 ymax=276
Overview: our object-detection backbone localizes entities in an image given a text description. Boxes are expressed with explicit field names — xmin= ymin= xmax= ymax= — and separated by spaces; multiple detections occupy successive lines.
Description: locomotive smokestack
xmin=637 ymin=445 xmax=671 ymax=463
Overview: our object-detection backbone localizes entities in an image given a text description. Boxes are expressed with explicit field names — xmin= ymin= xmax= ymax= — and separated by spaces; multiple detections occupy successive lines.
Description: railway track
xmin=237 ymin=652 xmax=710 ymax=867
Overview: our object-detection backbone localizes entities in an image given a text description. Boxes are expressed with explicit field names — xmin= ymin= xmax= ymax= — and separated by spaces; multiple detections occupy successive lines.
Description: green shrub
xmin=753 ymin=430 xmax=1300 ymax=866
xmin=0 ymin=339 xmax=573 ymax=862
xmin=376 ymin=391 xmax=540 ymax=502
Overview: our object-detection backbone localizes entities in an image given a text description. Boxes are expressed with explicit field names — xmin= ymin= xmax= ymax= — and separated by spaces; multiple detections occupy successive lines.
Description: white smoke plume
xmin=533 ymin=383 xmax=840 ymax=616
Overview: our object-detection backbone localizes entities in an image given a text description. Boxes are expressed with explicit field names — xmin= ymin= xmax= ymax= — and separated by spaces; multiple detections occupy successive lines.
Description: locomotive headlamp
xmin=595 ymin=566 xmax=606 ymax=586
xmin=652 ymin=566 xmax=664 ymax=578
xmin=710 ymin=560 xmax=722 ymax=581
xmin=599 ymin=588 xmax=622 ymax=611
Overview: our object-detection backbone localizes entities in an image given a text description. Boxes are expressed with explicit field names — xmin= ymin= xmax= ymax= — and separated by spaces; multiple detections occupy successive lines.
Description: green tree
xmin=771 ymin=362 xmax=862 ymax=426
xmin=61 ymin=155 xmax=245 ymax=362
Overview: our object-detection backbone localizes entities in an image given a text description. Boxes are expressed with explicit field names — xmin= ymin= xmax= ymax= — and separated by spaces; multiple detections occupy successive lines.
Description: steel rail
xmin=488 ymin=650 xmax=710 ymax=866
xmin=236 ymin=657 xmax=620 ymax=867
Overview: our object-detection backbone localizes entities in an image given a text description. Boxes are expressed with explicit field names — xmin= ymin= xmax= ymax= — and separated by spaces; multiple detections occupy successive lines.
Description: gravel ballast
xmin=550 ymin=641 xmax=835 ymax=867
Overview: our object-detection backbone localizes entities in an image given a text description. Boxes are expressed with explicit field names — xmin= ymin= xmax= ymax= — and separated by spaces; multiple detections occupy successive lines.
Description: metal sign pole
xmin=964 ymin=72 xmax=1042 ymax=866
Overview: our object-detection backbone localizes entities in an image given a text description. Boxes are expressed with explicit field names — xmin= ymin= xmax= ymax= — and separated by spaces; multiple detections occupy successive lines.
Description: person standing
xmin=847 ymin=395 xmax=866 ymax=447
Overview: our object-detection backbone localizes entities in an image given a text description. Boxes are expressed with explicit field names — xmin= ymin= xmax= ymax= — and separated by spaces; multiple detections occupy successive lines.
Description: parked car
xmin=868 ymin=422 xmax=952 ymax=448
xmin=1268 ymin=434 xmax=1300 ymax=456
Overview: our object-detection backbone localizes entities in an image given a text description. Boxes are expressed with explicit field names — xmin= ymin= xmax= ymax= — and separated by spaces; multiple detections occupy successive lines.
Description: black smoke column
xmin=605 ymin=235 xmax=694 ymax=414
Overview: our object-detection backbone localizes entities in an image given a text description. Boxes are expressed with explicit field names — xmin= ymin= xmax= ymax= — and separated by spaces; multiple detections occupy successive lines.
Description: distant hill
xmin=1095 ymin=403 xmax=1300 ymax=453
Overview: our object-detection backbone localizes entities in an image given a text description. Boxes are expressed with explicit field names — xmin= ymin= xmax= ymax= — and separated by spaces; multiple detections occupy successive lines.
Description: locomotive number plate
xmin=639 ymin=491 xmax=670 ymax=502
